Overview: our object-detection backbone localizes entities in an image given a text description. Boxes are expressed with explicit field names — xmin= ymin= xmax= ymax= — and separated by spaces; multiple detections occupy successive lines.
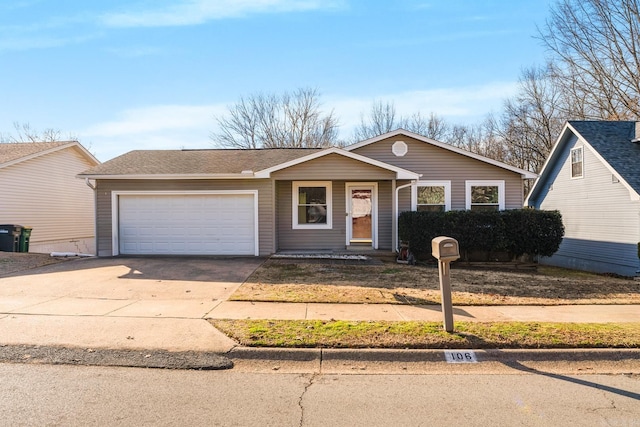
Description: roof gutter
xmin=77 ymin=173 xmax=257 ymax=180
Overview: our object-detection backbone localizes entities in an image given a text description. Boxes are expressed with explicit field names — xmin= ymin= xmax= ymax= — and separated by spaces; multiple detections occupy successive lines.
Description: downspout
xmin=395 ymin=180 xmax=416 ymax=252
xmin=85 ymin=178 xmax=97 ymax=256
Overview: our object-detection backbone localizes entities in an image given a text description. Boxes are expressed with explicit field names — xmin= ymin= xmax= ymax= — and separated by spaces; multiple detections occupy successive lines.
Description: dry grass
xmin=230 ymin=258 xmax=640 ymax=306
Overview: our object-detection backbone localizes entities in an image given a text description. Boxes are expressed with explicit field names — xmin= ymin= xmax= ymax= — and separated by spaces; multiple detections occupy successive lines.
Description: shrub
xmin=502 ymin=209 xmax=564 ymax=258
xmin=398 ymin=209 xmax=564 ymax=261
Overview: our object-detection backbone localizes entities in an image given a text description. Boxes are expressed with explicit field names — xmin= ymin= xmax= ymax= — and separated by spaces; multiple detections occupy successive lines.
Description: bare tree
xmin=405 ymin=111 xmax=450 ymax=141
xmin=492 ymin=66 xmax=566 ymax=172
xmin=352 ymin=100 xmax=400 ymax=141
xmin=541 ymin=0 xmax=640 ymax=120
xmin=0 ymin=122 xmax=77 ymax=143
xmin=444 ymin=120 xmax=508 ymax=161
xmin=211 ymin=87 xmax=339 ymax=149
xmin=352 ymin=100 xmax=451 ymax=141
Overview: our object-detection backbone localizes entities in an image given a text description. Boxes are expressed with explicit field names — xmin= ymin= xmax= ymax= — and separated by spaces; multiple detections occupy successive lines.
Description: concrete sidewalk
xmin=208 ymin=301 xmax=640 ymax=323
xmin=0 ymin=298 xmax=640 ymax=353
xmin=2 ymin=301 xmax=639 ymax=355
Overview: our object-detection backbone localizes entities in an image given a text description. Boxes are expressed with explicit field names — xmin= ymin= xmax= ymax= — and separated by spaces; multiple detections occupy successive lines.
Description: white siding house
xmin=0 ymin=141 xmax=100 ymax=254
xmin=526 ymin=121 xmax=640 ymax=276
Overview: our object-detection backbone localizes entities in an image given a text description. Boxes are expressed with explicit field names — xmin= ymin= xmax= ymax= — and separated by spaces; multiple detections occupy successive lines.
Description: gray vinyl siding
xmin=537 ymin=135 xmax=640 ymax=276
xmin=276 ymin=180 xmax=395 ymax=251
xmin=397 ymin=184 xmax=412 ymax=213
xmin=277 ymin=180 xmax=346 ymax=250
xmin=95 ymin=179 xmax=274 ymax=256
xmin=352 ymin=136 xmax=526 ymax=209
xmin=271 ymin=153 xmax=395 ymax=180
xmin=0 ymin=147 xmax=96 ymax=253
xmin=273 ymin=154 xmax=397 ymax=251
xmin=377 ymin=181 xmax=393 ymax=250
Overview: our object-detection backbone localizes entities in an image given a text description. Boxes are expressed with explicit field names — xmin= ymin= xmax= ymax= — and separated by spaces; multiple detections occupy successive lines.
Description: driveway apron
xmin=0 ymin=256 xmax=264 ymax=351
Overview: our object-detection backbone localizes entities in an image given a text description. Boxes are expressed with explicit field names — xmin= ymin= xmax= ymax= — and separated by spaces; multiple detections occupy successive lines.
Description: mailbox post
xmin=431 ymin=236 xmax=460 ymax=333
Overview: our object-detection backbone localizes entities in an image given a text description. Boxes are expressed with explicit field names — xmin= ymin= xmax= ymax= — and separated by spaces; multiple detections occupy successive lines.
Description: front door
xmin=346 ymin=183 xmax=377 ymax=248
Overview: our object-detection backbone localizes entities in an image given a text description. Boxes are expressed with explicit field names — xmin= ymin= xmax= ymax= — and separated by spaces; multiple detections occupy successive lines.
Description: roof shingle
xmin=569 ymin=121 xmax=640 ymax=193
xmin=79 ymin=148 xmax=322 ymax=176
xmin=0 ymin=141 xmax=74 ymax=165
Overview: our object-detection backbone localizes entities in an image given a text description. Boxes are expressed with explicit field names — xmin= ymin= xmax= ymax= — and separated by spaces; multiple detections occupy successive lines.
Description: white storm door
xmin=345 ymin=183 xmax=378 ymax=248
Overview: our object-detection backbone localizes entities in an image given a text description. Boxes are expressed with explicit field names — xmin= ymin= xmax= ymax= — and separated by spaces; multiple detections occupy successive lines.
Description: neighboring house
xmin=79 ymin=129 xmax=536 ymax=257
xmin=0 ymin=141 xmax=100 ymax=254
xmin=526 ymin=121 xmax=640 ymax=276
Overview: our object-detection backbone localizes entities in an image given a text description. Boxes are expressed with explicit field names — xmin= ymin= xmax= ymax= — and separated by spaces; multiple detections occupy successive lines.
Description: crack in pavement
xmin=298 ymin=372 xmax=318 ymax=427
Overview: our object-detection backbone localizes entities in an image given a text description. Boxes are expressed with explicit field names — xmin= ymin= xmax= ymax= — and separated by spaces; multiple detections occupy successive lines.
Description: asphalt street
xmin=1 ymin=363 xmax=638 ymax=426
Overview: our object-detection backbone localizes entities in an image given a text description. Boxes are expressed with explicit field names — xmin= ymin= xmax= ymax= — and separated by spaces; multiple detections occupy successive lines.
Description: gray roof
xmin=569 ymin=121 xmax=640 ymax=193
xmin=79 ymin=148 xmax=323 ymax=176
xmin=0 ymin=141 xmax=74 ymax=165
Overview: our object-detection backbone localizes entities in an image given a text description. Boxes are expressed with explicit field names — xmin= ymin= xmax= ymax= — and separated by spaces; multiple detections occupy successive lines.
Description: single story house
xmin=0 ymin=141 xmax=100 ymax=254
xmin=526 ymin=121 xmax=640 ymax=276
xmin=79 ymin=129 xmax=536 ymax=257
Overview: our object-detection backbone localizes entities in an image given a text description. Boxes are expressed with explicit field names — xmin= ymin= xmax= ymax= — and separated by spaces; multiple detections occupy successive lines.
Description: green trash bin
xmin=19 ymin=227 xmax=32 ymax=253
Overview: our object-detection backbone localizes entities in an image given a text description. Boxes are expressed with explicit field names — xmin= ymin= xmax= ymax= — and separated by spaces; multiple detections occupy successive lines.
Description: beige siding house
xmin=80 ymin=130 xmax=536 ymax=257
xmin=0 ymin=141 xmax=100 ymax=254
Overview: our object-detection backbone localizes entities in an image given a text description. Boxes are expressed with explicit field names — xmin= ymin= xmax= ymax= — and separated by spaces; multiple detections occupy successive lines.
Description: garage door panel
xmin=118 ymin=194 xmax=256 ymax=255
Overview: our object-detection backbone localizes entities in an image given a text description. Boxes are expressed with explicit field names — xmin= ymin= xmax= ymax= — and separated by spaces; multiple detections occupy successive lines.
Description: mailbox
xmin=432 ymin=236 xmax=459 ymax=333
xmin=432 ymin=236 xmax=460 ymax=262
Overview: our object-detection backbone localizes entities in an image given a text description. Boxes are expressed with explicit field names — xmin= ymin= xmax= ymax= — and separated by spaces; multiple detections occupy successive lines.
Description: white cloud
xmin=83 ymin=104 xmax=224 ymax=137
xmin=81 ymin=82 xmax=518 ymax=161
xmin=80 ymin=104 xmax=227 ymax=161
xmin=101 ymin=0 xmax=344 ymax=28
xmin=328 ymin=81 xmax=518 ymax=136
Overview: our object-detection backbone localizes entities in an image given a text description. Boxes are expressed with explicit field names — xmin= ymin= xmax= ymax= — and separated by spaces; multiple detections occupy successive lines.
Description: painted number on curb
xmin=444 ymin=350 xmax=478 ymax=363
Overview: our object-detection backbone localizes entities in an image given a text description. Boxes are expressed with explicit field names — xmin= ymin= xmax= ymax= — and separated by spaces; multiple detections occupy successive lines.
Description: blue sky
xmin=0 ymin=1 xmax=552 ymax=161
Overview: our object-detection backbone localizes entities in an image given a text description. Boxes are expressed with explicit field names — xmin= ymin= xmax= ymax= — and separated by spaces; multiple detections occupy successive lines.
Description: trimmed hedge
xmin=398 ymin=209 xmax=564 ymax=261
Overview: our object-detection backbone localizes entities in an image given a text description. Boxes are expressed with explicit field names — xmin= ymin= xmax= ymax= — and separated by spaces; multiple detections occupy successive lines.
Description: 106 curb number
xmin=444 ymin=350 xmax=478 ymax=363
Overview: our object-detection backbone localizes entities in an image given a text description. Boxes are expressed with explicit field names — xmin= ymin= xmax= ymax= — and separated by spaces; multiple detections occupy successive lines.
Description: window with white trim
xmin=465 ymin=180 xmax=505 ymax=211
xmin=413 ymin=180 xmax=451 ymax=212
xmin=571 ymin=147 xmax=583 ymax=178
xmin=292 ymin=181 xmax=332 ymax=229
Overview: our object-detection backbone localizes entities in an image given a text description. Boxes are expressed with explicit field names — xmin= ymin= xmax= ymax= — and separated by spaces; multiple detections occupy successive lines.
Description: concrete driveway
xmin=0 ymin=256 xmax=265 ymax=351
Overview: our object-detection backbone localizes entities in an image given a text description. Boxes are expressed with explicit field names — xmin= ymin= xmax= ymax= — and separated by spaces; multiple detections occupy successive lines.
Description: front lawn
xmin=229 ymin=258 xmax=640 ymax=306
xmin=211 ymin=319 xmax=640 ymax=349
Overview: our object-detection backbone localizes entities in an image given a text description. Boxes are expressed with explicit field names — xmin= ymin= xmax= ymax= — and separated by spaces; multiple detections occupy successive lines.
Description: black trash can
xmin=19 ymin=227 xmax=32 ymax=253
xmin=0 ymin=225 xmax=22 ymax=252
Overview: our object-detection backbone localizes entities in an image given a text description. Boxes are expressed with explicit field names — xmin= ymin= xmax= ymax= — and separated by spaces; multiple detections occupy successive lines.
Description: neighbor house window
xmin=292 ymin=181 xmax=332 ymax=229
xmin=412 ymin=181 xmax=451 ymax=212
xmin=465 ymin=180 xmax=505 ymax=211
xmin=571 ymin=147 xmax=583 ymax=178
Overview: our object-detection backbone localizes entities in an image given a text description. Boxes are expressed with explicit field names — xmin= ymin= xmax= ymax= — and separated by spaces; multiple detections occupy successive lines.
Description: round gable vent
xmin=392 ymin=140 xmax=408 ymax=157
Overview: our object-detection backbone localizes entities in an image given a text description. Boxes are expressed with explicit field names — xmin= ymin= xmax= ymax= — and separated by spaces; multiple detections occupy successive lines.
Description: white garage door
xmin=118 ymin=193 xmax=256 ymax=255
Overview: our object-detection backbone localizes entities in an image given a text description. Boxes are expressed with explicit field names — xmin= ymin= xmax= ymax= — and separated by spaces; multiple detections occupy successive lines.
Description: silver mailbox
xmin=432 ymin=236 xmax=460 ymax=262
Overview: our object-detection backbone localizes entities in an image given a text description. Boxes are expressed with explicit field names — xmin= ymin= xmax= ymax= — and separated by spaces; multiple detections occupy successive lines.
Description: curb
xmin=227 ymin=346 xmax=640 ymax=364
xmin=2 ymin=344 xmax=639 ymax=371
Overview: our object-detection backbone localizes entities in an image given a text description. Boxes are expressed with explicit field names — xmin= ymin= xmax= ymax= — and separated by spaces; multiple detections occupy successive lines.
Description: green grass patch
xmin=210 ymin=319 xmax=640 ymax=349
